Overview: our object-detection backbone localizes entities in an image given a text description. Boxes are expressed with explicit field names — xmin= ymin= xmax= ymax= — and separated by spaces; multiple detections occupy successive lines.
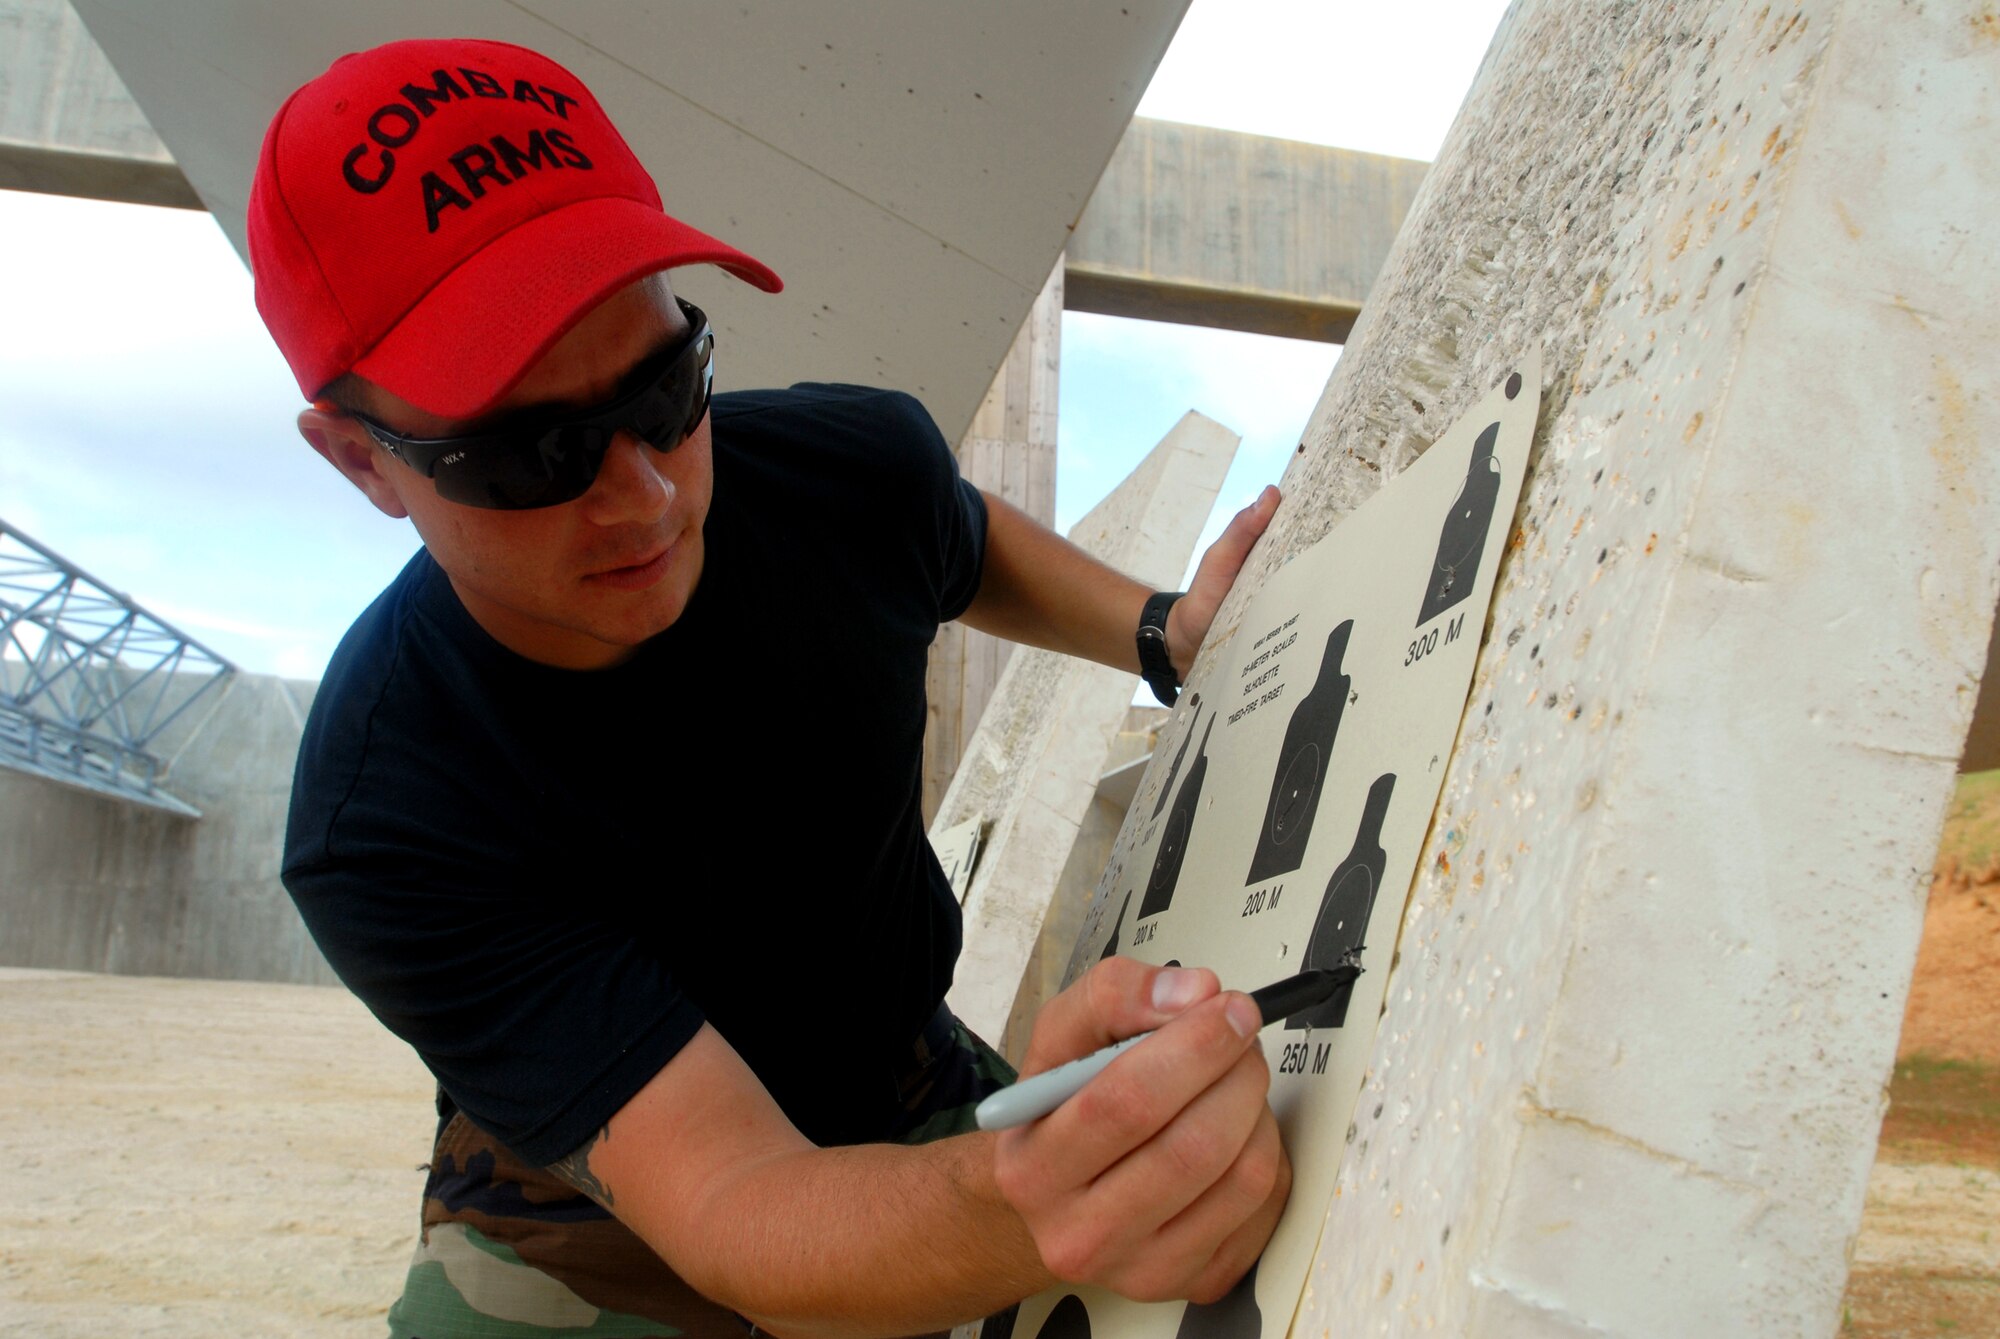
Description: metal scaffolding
xmin=0 ymin=517 xmax=237 ymax=817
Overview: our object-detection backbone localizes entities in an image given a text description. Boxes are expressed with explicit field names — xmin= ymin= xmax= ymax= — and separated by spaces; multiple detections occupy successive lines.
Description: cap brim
xmin=351 ymin=196 xmax=781 ymax=420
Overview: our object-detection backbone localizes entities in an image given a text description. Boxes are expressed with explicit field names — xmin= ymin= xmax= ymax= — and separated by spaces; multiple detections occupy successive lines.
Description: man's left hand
xmin=1166 ymin=485 xmax=1281 ymax=681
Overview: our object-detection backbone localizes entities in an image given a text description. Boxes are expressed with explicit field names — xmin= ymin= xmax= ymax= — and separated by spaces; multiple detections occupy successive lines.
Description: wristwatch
xmin=1137 ymin=591 xmax=1186 ymax=707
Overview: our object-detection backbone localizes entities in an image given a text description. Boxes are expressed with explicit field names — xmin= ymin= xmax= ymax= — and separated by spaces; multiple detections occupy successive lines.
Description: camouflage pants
xmin=385 ymin=1014 xmax=1017 ymax=1338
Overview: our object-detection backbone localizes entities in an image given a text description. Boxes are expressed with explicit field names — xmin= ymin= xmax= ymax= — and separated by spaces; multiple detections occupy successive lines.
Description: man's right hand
xmin=992 ymin=957 xmax=1292 ymax=1305
xmin=539 ymin=957 xmax=1288 ymax=1336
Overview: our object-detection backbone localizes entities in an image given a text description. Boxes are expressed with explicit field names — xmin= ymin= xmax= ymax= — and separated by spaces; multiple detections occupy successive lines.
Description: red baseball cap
xmin=249 ymin=37 xmax=782 ymax=419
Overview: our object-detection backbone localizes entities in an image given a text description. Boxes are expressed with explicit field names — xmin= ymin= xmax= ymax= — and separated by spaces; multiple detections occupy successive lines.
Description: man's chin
xmin=590 ymin=542 xmax=703 ymax=646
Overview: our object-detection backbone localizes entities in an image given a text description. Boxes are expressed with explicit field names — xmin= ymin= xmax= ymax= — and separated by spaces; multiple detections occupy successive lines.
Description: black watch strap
xmin=1137 ymin=590 xmax=1186 ymax=707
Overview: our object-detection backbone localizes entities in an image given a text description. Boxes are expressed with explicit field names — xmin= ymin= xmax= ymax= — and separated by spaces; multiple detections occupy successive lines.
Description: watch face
xmin=1139 ymin=596 xmax=1180 ymax=670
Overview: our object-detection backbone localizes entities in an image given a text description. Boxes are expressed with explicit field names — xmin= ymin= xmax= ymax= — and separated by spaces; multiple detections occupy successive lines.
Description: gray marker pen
xmin=974 ymin=959 xmax=1364 ymax=1132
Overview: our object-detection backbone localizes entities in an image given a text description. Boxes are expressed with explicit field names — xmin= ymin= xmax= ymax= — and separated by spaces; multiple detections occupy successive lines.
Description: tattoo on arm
xmin=546 ymin=1125 xmax=615 ymax=1209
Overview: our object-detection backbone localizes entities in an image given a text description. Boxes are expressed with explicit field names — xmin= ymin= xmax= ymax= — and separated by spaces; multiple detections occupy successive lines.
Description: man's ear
xmin=298 ymin=404 xmax=410 ymax=519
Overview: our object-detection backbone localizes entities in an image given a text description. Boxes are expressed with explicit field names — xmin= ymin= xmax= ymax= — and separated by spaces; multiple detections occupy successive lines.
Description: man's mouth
xmin=585 ymin=537 xmax=676 ymax=591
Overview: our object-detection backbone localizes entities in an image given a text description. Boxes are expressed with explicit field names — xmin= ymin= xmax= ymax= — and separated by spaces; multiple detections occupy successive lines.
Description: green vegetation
xmin=1937 ymin=769 xmax=2000 ymax=880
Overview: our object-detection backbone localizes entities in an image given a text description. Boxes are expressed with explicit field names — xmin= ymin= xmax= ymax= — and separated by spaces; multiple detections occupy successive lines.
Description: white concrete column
xmin=923 ymin=258 xmax=1063 ymax=824
xmin=1066 ymin=3 xmax=2000 ymax=1334
xmin=942 ymin=411 xmax=1239 ymax=1057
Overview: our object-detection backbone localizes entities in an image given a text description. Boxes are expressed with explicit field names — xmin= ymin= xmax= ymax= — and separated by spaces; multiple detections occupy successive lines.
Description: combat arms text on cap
xmin=248 ymin=37 xmax=782 ymax=419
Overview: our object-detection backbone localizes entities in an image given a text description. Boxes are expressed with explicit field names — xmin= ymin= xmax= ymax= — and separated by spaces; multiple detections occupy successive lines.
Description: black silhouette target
xmin=1245 ymin=621 xmax=1353 ymax=886
xmin=1099 ymin=892 xmax=1130 ymax=961
xmin=1145 ymin=809 xmax=1192 ymax=912
xmin=980 ymin=1304 xmax=1020 ymax=1339
xmin=1151 ymin=691 xmax=1202 ymax=820
xmin=1417 ymin=422 xmax=1502 ymax=627
xmin=1269 ymin=742 xmax=1320 ymax=847
xmin=1034 ymin=1295 xmax=1092 ymax=1339
xmin=1139 ymin=713 xmax=1214 ymax=920
xmin=1287 ymin=772 xmax=1396 ymax=1031
xmin=1173 ymin=1260 xmax=1262 ymax=1339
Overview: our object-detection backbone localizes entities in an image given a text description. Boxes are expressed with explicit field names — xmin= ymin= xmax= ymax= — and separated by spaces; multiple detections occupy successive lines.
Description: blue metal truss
xmin=0 ymin=517 xmax=237 ymax=818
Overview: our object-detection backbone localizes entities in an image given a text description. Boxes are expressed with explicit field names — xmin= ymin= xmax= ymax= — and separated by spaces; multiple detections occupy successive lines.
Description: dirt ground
xmin=1835 ymin=771 xmax=2000 ymax=1339
xmin=1895 ymin=875 xmax=2000 ymax=1067
xmin=1841 ymin=985 xmax=2000 ymax=1337
xmin=2 ymin=777 xmax=1995 ymax=1336
xmin=0 ymin=969 xmax=436 ymax=1337
xmin=0 ymin=967 xmax=1991 ymax=1337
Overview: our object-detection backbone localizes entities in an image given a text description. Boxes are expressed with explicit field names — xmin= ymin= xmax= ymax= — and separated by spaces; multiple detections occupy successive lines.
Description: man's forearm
xmin=668 ymin=1131 xmax=1051 ymax=1339
xmin=961 ymin=490 xmax=1154 ymax=674
xmin=962 ymin=484 xmax=1281 ymax=685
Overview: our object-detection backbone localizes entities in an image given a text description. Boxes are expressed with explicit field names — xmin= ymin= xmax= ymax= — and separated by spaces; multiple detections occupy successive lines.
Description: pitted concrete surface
xmin=1067 ymin=2 xmax=2000 ymax=1334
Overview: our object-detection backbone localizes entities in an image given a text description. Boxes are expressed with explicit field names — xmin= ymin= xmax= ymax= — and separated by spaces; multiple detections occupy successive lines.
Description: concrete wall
xmin=0 ymin=670 xmax=336 ymax=985
xmin=1065 ymin=1 xmax=2000 ymax=1334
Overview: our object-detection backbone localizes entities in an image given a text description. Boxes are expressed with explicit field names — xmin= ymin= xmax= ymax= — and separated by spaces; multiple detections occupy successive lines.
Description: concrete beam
xmin=940 ymin=411 xmax=1238 ymax=1059
xmin=0 ymin=0 xmax=198 ymax=207
xmin=1064 ymin=117 xmax=1428 ymax=343
xmin=1065 ymin=1 xmax=2000 ymax=1332
xmin=9 ymin=1 xmax=1998 ymax=778
xmin=0 ymin=4 xmax=1423 ymax=335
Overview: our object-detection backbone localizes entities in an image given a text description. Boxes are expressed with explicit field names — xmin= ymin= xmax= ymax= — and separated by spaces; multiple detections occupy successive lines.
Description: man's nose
xmin=579 ymin=430 xmax=673 ymax=525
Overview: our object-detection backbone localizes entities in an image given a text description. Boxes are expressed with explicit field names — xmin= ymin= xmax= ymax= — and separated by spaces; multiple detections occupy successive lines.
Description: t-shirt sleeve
xmin=286 ymin=847 xmax=705 ymax=1166
xmin=715 ymin=383 xmax=990 ymax=623
xmin=879 ymin=390 xmax=990 ymax=621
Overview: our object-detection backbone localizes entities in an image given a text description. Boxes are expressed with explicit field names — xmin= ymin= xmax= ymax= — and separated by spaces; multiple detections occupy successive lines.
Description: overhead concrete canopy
xmin=1067 ymin=117 xmax=1427 ymax=344
xmin=65 ymin=0 xmax=1190 ymax=443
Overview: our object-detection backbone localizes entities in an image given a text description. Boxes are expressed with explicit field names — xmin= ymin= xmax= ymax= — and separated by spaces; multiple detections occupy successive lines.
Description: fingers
xmin=998 ymin=962 xmax=1290 ymax=1306
xmin=1018 ymin=958 xmax=1219 ymax=1077
xmin=1006 ymin=991 xmax=1261 ymax=1197
xmin=1068 ymin=1035 xmax=1272 ymax=1239
xmin=1192 ymin=487 xmax=1280 ymax=592
xmin=1153 ymin=1107 xmax=1290 ymax=1305
xmin=1169 ymin=486 xmax=1282 ymax=679
xmin=998 ymin=1038 xmax=1285 ymax=1303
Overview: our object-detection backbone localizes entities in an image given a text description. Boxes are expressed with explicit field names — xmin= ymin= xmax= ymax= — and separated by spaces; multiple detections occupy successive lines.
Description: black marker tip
xmin=1248 ymin=957 xmax=1364 ymax=1025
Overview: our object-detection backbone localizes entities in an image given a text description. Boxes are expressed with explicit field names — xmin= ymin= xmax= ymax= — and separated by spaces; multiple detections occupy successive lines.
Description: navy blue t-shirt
xmin=283 ymin=384 xmax=988 ymax=1164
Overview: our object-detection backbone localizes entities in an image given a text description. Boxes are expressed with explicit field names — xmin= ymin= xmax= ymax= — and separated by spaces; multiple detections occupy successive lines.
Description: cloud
xmin=1139 ymin=0 xmax=1512 ymax=162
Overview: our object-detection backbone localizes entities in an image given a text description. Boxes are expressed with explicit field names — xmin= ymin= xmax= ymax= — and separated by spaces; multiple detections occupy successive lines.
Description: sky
xmin=0 ymin=0 xmax=1509 ymax=679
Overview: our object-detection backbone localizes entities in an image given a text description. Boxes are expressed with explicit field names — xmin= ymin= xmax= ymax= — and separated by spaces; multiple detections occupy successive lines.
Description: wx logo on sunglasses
xmin=354 ymin=298 xmax=714 ymax=510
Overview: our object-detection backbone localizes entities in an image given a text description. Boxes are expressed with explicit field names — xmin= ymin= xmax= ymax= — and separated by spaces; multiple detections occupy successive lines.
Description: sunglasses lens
xmin=385 ymin=308 xmax=712 ymax=511
xmin=629 ymin=385 xmax=683 ymax=448
xmin=430 ymin=427 xmax=603 ymax=510
xmin=629 ymin=336 xmax=711 ymax=451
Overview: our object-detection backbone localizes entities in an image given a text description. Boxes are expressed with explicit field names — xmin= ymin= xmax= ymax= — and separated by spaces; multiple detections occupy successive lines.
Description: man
xmin=255 ymin=37 xmax=1288 ymax=1338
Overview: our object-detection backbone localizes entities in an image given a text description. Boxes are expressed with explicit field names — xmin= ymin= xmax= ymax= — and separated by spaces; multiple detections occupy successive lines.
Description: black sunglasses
xmin=355 ymin=298 xmax=715 ymax=510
